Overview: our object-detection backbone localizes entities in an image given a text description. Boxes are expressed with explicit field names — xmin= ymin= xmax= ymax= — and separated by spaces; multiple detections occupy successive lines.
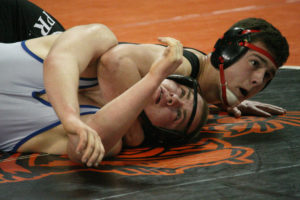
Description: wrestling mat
xmin=1 ymin=68 xmax=299 ymax=200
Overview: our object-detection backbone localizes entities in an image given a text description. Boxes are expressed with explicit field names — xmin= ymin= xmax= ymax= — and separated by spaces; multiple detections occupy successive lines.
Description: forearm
xmin=87 ymin=73 xmax=162 ymax=151
xmin=44 ymin=24 xmax=118 ymax=126
xmin=92 ymin=37 xmax=183 ymax=152
xmin=66 ymin=37 xmax=182 ymax=166
xmin=44 ymin=56 xmax=81 ymax=125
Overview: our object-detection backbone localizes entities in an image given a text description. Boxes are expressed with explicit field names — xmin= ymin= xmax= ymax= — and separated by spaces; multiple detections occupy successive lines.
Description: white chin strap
xmin=220 ymin=87 xmax=239 ymax=107
xmin=218 ymin=61 xmax=240 ymax=107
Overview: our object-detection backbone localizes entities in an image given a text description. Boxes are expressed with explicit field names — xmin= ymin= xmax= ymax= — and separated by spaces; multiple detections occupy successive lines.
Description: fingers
xmin=95 ymin=139 xmax=105 ymax=167
xmin=149 ymin=37 xmax=183 ymax=78
xmin=228 ymin=100 xmax=287 ymax=118
xmin=81 ymin=130 xmax=105 ymax=167
xmin=68 ymin=119 xmax=105 ymax=167
xmin=243 ymin=105 xmax=272 ymax=117
xmin=158 ymin=37 xmax=174 ymax=44
xmin=242 ymin=101 xmax=286 ymax=117
xmin=256 ymin=104 xmax=286 ymax=115
xmin=76 ymin=129 xmax=87 ymax=154
xmin=90 ymin=134 xmax=105 ymax=167
xmin=86 ymin=134 xmax=105 ymax=167
xmin=158 ymin=37 xmax=183 ymax=59
xmin=238 ymin=102 xmax=272 ymax=117
xmin=81 ymin=131 xmax=94 ymax=165
xmin=158 ymin=37 xmax=180 ymax=47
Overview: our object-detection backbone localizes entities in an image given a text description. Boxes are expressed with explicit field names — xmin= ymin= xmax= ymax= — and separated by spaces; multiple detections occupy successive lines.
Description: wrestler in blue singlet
xmin=0 ymin=41 xmax=204 ymax=152
xmin=0 ymin=41 xmax=99 ymax=152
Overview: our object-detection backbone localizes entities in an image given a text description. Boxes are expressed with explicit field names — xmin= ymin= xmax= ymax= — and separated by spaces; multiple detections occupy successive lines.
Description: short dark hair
xmin=230 ymin=18 xmax=289 ymax=67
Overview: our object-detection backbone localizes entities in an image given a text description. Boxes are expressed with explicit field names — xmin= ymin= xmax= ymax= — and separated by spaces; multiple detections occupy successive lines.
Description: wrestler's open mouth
xmin=156 ymin=87 xmax=163 ymax=104
xmin=239 ymin=88 xmax=248 ymax=97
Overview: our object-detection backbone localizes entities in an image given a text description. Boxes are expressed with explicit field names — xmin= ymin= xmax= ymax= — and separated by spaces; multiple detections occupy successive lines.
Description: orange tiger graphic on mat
xmin=0 ymin=138 xmax=253 ymax=183
xmin=0 ymin=111 xmax=299 ymax=183
xmin=203 ymin=111 xmax=300 ymax=137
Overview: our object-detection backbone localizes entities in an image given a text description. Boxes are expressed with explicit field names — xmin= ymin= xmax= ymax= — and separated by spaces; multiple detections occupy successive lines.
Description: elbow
xmin=88 ymin=24 xmax=118 ymax=50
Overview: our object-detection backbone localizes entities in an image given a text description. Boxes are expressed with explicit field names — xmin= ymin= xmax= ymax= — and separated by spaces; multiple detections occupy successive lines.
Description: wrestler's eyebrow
xmin=254 ymin=54 xmax=267 ymax=65
xmin=253 ymin=54 xmax=276 ymax=77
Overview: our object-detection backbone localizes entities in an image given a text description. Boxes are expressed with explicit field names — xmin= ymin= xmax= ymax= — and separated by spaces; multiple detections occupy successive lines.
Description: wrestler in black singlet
xmin=0 ymin=0 xmax=65 ymax=43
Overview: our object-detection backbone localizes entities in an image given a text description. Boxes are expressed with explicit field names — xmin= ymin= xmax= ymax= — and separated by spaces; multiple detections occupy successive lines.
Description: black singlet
xmin=0 ymin=0 xmax=65 ymax=43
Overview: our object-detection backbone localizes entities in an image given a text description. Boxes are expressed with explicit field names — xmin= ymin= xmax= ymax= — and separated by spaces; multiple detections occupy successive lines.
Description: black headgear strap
xmin=141 ymin=75 xmax=202 ymax=146
xmin=211 ymin=27 xmax=277 ymax=69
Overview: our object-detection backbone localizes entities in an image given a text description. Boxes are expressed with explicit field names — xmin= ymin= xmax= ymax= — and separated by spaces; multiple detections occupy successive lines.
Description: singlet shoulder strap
xmin=119 ymin=42 xmax=205 ymax=79
xmin=183 ymin=47 xmax=206 ymax=79
xmin=183 ymin=49 xmax=199 ymax=79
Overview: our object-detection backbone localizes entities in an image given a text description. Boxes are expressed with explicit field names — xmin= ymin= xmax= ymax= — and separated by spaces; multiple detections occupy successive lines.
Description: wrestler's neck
xmin=198 ymin=53 xmax=222 ymax=105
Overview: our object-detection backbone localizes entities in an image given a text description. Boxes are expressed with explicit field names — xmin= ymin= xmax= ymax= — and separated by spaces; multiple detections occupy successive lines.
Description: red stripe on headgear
xmin=240 ymin=41 xmax=278 ymax=68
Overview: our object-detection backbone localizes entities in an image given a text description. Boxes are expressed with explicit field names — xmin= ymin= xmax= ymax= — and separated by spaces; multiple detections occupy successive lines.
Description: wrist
xmin=61 ymin=112 xmax=82 ymax=133
xmin=145 ymin=70 xmax=165 ymax=86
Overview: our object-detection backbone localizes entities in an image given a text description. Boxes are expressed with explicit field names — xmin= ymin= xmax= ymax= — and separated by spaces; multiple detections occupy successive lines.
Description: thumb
xmin=233 ymin=107 xmax=242 ymax=118
xmin=228 ymin=107 xmax=241 ymax=118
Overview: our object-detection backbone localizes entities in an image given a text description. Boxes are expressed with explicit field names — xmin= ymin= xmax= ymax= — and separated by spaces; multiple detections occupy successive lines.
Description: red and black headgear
xmin=210 ymin=27 xmax=278 ymax=106
xmin=211 ymin=27 xmax=277 ymax=69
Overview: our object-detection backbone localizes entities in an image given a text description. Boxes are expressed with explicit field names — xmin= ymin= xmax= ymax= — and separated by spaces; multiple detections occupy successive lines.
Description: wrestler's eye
xmin=180 ymin=88 xmax=186 ymax=98
xmin=250 ymin=59 xmax=260 ymax=68
xmin=175 ymin=109 xmax=182 ymax=121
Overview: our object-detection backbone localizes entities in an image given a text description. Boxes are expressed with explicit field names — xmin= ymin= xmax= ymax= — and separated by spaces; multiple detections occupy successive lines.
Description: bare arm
xmin=43 ymin=24 xmax=118 ymax=164
xmin=44 ymin=24 xmax=117 ymax=128
xmin=98 ymin=48 xmax=143 ymax=102
xmin=68 ymin=37 xmax=183 ymax=166
xmin=98 ymin=44 xmax=191 ymax=102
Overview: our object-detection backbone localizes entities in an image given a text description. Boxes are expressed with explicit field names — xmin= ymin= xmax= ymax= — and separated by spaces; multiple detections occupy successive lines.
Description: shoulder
xmin=106 ymin=43 xmax=164 ymax=56
xmin=101 ymin=43 xmax=165 ymax=65
xmin=24 ymin=33 xmax=61 ymax=59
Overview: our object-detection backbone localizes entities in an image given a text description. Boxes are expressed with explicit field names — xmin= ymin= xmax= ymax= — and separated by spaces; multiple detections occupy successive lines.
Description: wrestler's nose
xmin=251 ymin=69 xmax=265 ymax=86
xmin=166 ymin=94 xmax=182 ymax=107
